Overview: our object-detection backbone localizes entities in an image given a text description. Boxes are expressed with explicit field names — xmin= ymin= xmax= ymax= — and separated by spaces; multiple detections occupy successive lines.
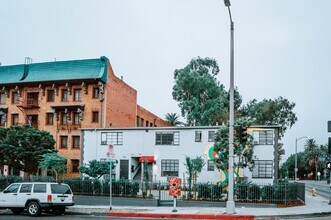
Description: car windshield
xmin=51 ymin=184 xmax=72 ymax=194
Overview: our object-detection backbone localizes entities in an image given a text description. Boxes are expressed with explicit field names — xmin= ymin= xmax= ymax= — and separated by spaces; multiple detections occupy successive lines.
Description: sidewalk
xmin=67 ymin=192 xmax=331 ymax=219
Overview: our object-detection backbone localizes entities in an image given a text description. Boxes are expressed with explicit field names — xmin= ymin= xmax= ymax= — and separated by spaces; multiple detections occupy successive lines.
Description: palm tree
xmin=301 ymin=139 xmax=324 ymax=180
xmin=165 ymin=113 xmax=182 ymax=126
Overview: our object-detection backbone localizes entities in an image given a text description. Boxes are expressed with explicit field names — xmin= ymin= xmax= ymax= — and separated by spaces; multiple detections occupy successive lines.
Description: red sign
xmin=169 ymin=177 xmax=181 ymax=196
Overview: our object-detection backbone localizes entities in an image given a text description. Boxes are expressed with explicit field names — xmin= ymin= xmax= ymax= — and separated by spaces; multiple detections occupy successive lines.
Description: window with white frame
xmin=161 ymin=159 xmax=179 ymax=177
xmin=252 ymin=130 xmax=274 ymax=145
xmin=155 ymin=131 xmax=179 ymax=145
xmin=208 ymin=131 xmax=216 ymax=142
xmin=207 ymin=160 xmax=215 ymax=171
xmin=252 ymin=160 xmax=273 ymax=178
xmin=101 ymin=132 xmax=123 ymax=145
xmin=195 ymin=131 xmax=202 ymax=142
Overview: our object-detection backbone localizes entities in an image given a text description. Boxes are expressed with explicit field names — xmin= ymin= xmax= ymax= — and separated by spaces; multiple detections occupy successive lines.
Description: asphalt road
xmin=301 ymin=180 xmax=331 ymax=199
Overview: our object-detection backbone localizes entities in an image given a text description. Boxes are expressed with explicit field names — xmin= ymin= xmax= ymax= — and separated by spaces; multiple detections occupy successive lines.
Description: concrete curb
xmin=108 ymin=211 xmax=255 ymax=219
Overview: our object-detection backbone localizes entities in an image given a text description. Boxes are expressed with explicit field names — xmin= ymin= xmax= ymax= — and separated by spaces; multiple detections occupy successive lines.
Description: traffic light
xmin=240 ymin=126 xmax=248 ymax=143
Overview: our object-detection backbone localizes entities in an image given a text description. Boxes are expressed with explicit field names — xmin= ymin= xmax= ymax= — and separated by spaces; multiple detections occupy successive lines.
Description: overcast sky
xmin=1 ymin=0 xmax=330 ymax=162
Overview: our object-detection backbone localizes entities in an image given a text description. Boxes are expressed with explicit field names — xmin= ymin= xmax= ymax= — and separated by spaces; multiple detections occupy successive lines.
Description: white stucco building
xmin=81 ymin=125 xmax=280 ymax=184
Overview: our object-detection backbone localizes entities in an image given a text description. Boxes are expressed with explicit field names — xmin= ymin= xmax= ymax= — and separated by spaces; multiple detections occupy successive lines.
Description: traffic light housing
xmin=235 ymin=126 xmax=248 ymax=143
xmin=241 ymin=126 xmax=248 ymax=143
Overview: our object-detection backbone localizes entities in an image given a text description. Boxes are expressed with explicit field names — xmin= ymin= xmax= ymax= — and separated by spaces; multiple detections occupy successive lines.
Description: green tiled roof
xmin=0 ymin=56 xmax=108 ymax=85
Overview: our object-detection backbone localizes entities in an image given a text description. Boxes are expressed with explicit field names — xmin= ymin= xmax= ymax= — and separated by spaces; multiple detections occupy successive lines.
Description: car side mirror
xmin=3 ymin=190 xmax=10 ymax=193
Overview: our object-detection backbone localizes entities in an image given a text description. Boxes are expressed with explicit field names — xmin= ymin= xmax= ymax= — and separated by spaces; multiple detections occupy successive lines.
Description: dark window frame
xmin=195 ymin=131 xmax=202 ymax=142
xmin=60 ymin=136 xmax=68 ymax=148
xmin=72 ymin=136 xmax=80 ymax=149
xmin=0 ymin=93 xmax=6 ymax=104
xmin=155 ymin=131 xmax=180 ymax=146
xmin=207 ymin=160 xmax=215 ymax=171
xmin=253 ymin=130 xmax=274 ymax=145
xmin=92 ymin=88 xmax=100 ymax=99
xmin=92 ymin=111 xmax=99 ymax=123
xmin=11 ymin=114 xmax=19 ymax=126
xmin=71 ymin=159 xmax=80 ymax=173
xmin=73 ymin=89 xmax=82 ymax=101
xmin=47 ymin=90 xmax=55 ymax=102
xmin=208 ymin=131 xmax=216 ymax=142
xmin=161 ymin=159 xmax=179 ymax=177
xmin=62 ymin=89 xmax=69 ymax=102
xmin=252 ymin=160 xmax=273 ymax=179
xmin=19 ymin=184 xmax=32 ymax=193
xmin=12 ymin=92 xmax=19 ymax=104
xmin=46 ymin=113 xmax=54 ymax=125
xmin=101 ymin=132 xmax=123 ymax=145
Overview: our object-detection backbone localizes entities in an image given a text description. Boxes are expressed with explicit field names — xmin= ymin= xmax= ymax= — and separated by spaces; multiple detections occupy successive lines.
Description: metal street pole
xmin=224 ymin=0 xmax=235 ymax=214
xmin=109 ymin=161 xmax=113 ymax=210
xmin=295 ymin=136 xmax=308 ymax=181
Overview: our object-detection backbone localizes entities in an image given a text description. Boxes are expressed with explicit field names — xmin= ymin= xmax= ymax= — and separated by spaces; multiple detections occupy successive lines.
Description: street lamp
xmin=223 ymin=0 xmax=235 ymax=214
xmin=295 ymin=136 xmax=309 ymax=181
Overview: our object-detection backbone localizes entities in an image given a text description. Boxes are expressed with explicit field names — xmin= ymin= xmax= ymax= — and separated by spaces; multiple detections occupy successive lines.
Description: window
xmin=74 ymin=89 xmax=82 ymax=101
xmin=72 ymin=136 xmax=80 ymax=149
xmin=47 ymin=90 xmax=55 ymax=102
xmin=19 ymin=184 xmax=32 ymax=193
xmin=161 ymin=159 xmax=179 ymax=177
xmin=195 ymin=131 xmax=202 ymax=142
xmin=208 ymin=131 xmax=216 ymax=142
xmin=140 ymin=118 xmax=144 ymax=127
xmin=60 ymin=136 xmax=68 ymax=148
xmin=12 ymin=92 xmax=19 ymax=104
xmin=252 ymin=160 xmax=273 ymax=178
xmin=46 ymin=113 xmax=54 ymax=125
xmin=51 ymin=183 xmax=72 ymax=194
xmin=253 ymin=130 xmax=274 ymax=145
xmin=136 ymin=116 xmax=140 ymax=127
xmin=71 ymin=159 xmax=79 ymax=173
xmin=0 ymin=93 xmax=5 ymax=104
xmin=101 ymin=132 xmax=123 ymax=145
xmin=92 ymin=111 xmax=99 ymax=123
xmin=207 ymin=160 xmax=215 ymax=171
xmin=156 ymin=132 xmax=180 ymax=145
xmin=61 ymin=112 xmax=68 ymax=125
xmin=11 ymin=114 xmax=19 ymax=126
xmin=5 ymin=184 xmax=20 ymax=193
xmin=92 ymin=88 xmax=100 ymax=99
xmin=73 ymin=112 xmax=81 ymax=125
xmin=0 ymin=114 xmax=6 ymax=126
xmin=51 ymin=184 xmax=72 ymax=194
xmin=62 ymin=90 xmax=69 ymax=101
xmin=33 ymin=184 xmax=46 ymax=193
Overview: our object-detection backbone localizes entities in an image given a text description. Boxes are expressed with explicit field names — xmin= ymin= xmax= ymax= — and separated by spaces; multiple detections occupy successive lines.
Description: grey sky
xmin=1 ymin=0 xmax=330 ymax=161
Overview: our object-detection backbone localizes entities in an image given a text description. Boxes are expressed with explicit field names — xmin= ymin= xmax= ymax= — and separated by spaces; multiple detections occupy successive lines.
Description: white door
xmin=16 ymin=183 xmax=33 ymax=207
xmin=0 ymin=183 xmax=20 ymax=207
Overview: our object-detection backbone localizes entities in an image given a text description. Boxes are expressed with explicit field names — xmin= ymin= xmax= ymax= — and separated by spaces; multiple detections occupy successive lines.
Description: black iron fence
xmin=0 ymin=176 xmax=305 ymax=205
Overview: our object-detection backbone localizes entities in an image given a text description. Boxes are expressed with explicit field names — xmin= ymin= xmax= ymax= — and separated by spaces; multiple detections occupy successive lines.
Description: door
xmin=0 ymin=183 xmax=20 ymax=207
xmin=16 ymin=183 xmax=33 ymax=207
xmin=120 ymin=160 xmax=129 ymax=179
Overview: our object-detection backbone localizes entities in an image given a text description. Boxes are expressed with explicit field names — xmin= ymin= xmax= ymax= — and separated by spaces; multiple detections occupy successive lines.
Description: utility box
xmin=169 ymin=177 xmax=181 ymax=197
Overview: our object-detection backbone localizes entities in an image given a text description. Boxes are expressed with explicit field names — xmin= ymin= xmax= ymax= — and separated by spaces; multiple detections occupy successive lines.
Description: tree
xmin=172 ymin=57 xmax=228 ymax=126
xmin=165 ymin=113 xmax=183 ymax=126
xmin=38 ymin=153 xmax=67 ymax=181
xmin=184 ymin=156 xmax=205 ymax=199
xmin=301 ymin=139 xmax=325 ymax=180
xmin=280 ymin=152 xmax=305 ymax=179
xmin=239 ymin=97 xmax=297 ymax=137
xmin=78 ymin=160 xmax=115 ymax=179
xmin=213 ymin=122 xmax=255 ymax=173
xmin=0 ymin=125 xmax=56 ymax=175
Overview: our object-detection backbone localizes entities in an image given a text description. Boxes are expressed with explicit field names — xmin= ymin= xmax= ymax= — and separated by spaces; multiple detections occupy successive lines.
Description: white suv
xmin=0 ymin=182 xmax=74 ymax=216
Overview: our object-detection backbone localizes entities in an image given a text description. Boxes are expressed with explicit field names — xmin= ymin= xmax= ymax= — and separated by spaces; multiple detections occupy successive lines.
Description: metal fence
xmin=0 ymin=176 xmax=305 ymax=205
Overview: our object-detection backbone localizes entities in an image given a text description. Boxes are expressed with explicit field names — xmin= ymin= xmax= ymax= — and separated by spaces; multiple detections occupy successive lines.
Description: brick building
xmin=0 ymin=56 xmax=170 ymax=177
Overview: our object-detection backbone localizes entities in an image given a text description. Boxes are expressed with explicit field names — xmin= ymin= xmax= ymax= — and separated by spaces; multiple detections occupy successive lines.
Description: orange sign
xmin=169 ymin=177 xmax=181 ymax=196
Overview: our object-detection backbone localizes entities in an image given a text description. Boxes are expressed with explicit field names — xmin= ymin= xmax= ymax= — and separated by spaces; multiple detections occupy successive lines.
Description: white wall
xmin=82 ymin=126 xmax=278 ymax=184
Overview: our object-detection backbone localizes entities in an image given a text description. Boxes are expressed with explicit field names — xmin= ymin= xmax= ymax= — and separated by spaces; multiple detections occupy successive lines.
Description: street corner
xmin=108 ymin=211 xmax=255 ymax=219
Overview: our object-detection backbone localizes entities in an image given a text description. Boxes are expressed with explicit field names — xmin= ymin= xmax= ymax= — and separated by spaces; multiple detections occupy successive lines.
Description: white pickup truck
xmin=0 ymin=182 xmax=74 ymax=216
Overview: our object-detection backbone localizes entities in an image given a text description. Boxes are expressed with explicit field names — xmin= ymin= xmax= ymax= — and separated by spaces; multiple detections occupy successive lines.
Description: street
xmin=301 ymin=180 xmax=331 ymax=199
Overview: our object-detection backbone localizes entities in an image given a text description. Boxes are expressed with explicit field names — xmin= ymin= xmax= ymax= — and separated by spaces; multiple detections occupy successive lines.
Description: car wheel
xmin=27 ymin=201 xmax=41 ymax=216
xmin=10 ymin=208 xmax=24 ymax=215
xmin=52 ymin=206 xmax=65 ymax=215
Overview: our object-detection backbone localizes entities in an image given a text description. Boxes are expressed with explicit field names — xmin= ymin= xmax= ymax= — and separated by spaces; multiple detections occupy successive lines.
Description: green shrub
xmin=235 ymin=181 xmax=250 ymax=201
xmin=261 ymin=185 xmax=274 ymax=201
xmin=248 ymin=184 xmax=261 ymax=200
